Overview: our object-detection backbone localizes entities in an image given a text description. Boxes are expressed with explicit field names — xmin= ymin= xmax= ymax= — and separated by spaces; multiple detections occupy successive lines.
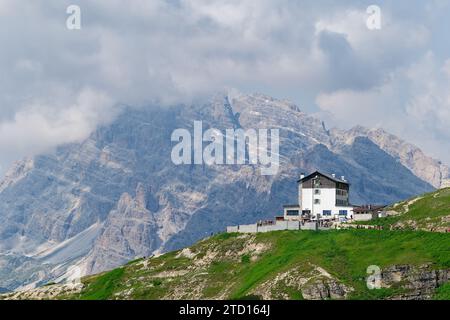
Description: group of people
xmin=336 ymin=223 xmax=383 ymax=230
xmin=257 ymin=220 xmax=275 ymax=227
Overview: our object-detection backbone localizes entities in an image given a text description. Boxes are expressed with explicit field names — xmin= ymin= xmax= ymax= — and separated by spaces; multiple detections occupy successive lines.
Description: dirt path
xmin=402 ymin=197 xmax=423 ymax=214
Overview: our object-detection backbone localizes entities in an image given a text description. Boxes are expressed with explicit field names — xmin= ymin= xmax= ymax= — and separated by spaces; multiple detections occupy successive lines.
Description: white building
xmin=283 ymin=171 xmax=354 ymax=221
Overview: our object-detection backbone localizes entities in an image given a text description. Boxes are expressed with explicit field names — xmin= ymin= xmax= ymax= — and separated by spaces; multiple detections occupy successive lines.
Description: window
xmin=337 ymin=182 xmax=348 ymax=190
xmin=336 ymin=199 xmax=349 ymax=206
xmin=314 ymin=199 xmax=320 ymax=204
xmin=314 ymin=189 xmax=320 ymax=195
xmin=286 ymin=210 xmax=299 ymax=216
xmin=323 ymin=210 xmax=332 ymax=216
xmin=339 ymin=210 xmax=348 ymax=215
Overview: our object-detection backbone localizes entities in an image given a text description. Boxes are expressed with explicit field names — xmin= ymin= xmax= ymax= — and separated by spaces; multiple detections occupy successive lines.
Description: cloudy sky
xmin=1 ymin=0 xmax=450 ymax=174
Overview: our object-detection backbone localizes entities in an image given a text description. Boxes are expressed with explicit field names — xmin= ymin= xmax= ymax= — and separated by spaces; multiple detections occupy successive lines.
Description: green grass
xmin=358 ymin=188 xmax=450 ymax=231
xmin=241 ymin=254 xmax=251 ymax=264
xmin=435 ymin=283 xmax=450 ymax=300
xmin=125 ymin=257 xmax=145 ymax=265
xmin=79 ymin=267 xmax=125 ymax=300
xmin=228 ymin=230 xmax=450 ymax=299
xmin=43 ymin=282 xmax=56 ymax=287
xmin=64 ymin=229 xmax=450 ymax=300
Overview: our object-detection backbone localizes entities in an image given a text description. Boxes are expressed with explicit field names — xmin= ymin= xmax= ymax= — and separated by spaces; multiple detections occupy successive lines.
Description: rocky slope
xmin=331 ymin=126 xmax=450 ymax=189
xmin=0 ymin=92 xmax=444 ymax=290
xmin=2 ymin=229 xmax=450 ymax=300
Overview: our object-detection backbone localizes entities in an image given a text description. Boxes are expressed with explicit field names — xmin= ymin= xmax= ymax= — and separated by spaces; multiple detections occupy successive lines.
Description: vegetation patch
xmin=35 ymin=228 xmax=450 ymax=300
xmin=435 ymin=283 xmax=450 ymax=300
xmin=79 ymin=267 xmax=125 ymax=300
xmin=358 ymin=188 xmax=450 ymax=232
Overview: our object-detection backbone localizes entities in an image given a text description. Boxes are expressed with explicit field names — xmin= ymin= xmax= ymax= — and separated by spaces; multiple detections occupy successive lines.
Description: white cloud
xmin=0 ymin=88 xmax=114 ymax=171
xmin=442 ymin=59 xmax=450 ymax=77
xmin=316 ymin=52 xmax=450 ymax=163
xmin=0 ymin=0 xmax=449 ymax=172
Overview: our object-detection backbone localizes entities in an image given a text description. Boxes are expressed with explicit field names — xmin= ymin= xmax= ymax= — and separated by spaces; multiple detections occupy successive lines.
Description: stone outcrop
xmin=381 ymin=264 xmax=450 ymax=300
xmin=0 ymin=283 xmax=83 ymax=300
xmin=251 ymin=264 xmax=353 ymax=300
xmin=302 ymin=279 xmax=351 ymax=300
xmin=81 ymin=184 xmax=161 ymax=274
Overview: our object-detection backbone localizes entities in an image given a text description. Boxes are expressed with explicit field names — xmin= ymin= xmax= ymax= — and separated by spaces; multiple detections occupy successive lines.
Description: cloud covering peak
xmin=1 ymin=0 xmax=450 ymax=172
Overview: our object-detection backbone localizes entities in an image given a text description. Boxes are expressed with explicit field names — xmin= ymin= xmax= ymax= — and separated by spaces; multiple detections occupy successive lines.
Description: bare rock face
xmin=0 ymin=158 xmax=34 ymax=193
xmin=0 ymin=92 xmax=440 ymax=290
xmin=250 ymin=263 xmax=353 ymax=300
xmin=81 ymin=184 xmax=160 ymax=274
xmin=381 ymin=264 xmax=450 ymax=300
xmin=302 ymin=279 xmax=351 ymax=300
xmin=331 ymin=126 xmax=450 ymax=189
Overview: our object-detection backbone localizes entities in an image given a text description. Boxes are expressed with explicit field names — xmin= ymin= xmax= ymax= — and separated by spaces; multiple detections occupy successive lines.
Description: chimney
xmin=341 ymin=176 xmax=345 ymax=181
xmin=332 ymin=173 xmax=336 ymax=178
xmin=300 ymin=173 xmax=305 ymax=179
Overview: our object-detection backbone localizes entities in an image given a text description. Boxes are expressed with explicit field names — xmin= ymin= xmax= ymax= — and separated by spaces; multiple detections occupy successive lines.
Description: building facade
xmin=283 ymin=171 xmax=354 ymax=221
xmin=353 ymin=205 xmax=386 ymax=221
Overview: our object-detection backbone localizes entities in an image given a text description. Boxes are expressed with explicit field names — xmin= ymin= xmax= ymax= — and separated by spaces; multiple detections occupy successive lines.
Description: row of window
xmin=314 ymin=189 xmax=348 ymax=196
xmin=336 ymin=199 xmax=349 ymax=206
xmin=286 ymin=210 xmax=348 ymax=216
xmin=286 ymin=210 xmax=299 ymax=216
xmin=336 ymin=189 xmax=347 ymax=196
xmin=323 ymin=210 xmax=348 ymax=216
xmin=313 ymin=199 xmax=349 ymax=206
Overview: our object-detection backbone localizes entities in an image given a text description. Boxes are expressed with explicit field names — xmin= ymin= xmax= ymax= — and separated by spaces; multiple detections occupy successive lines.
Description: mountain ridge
xmin=330 ymin=125 xmax=450 ymax=189
xmin=0 ymin=92 xmax=445 ymax=290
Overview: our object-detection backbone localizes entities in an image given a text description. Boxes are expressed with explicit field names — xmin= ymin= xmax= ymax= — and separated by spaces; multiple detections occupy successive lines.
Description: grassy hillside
xmin=3 ymin=188 xmax=450 ymax=301
xmin=358 ymin=188 xmax=450 ymax=232
xmin=16 ymin=229 xmax=448 ymax=300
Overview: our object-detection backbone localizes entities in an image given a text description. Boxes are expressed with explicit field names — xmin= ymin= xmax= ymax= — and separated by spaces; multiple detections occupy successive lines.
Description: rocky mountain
xmin=331 ymin=126 xmax=450 ymax=189
xmin=0 ymin=92 xmax=446 ymax=290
